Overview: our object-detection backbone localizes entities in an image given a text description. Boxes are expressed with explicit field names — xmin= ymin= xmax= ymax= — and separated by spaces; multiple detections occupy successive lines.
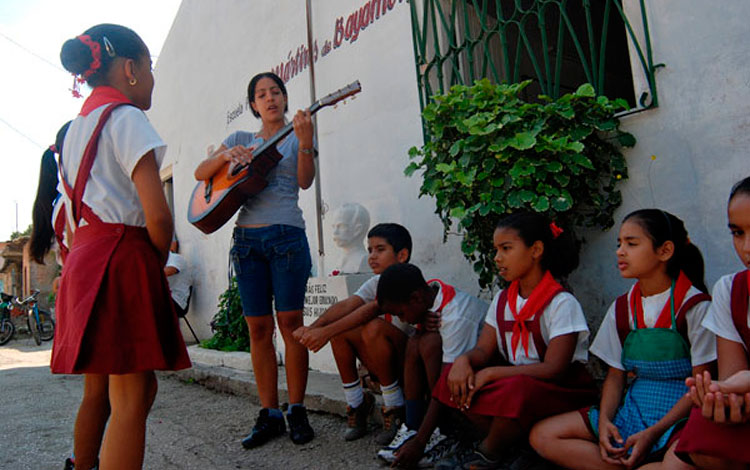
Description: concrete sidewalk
xmin=166 ymin=345 xmax=355 ymax=417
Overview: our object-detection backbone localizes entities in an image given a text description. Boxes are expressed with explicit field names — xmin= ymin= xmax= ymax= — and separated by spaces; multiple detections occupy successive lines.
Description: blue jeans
xmin=230 ymin=225 xmax=312 ymax=316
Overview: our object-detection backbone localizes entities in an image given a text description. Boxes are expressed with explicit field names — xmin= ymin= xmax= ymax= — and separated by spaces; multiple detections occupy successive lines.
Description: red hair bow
xmin=69 ymin=35 xmax=102 ymax=98
xmin=549 ymin=221 xmax=564 ymax=239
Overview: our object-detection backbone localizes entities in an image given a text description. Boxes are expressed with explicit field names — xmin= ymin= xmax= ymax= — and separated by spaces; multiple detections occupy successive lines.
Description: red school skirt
xmin=675 ymin=406 xmax=750 ymax=464
xmin=51 ymin=223 xmax=191 ymax=375
xmin=432 ymin=362 xmax=598 ymax=432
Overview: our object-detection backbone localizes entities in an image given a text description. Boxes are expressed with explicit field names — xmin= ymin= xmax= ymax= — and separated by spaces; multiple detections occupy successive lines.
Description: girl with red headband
xmin=426 ymin=212 xmax=596 ymax=469
xmin=531 ymin=209 xmax=715 ymax=470
xmin=53 ymin=24 xmax=190 ymax=470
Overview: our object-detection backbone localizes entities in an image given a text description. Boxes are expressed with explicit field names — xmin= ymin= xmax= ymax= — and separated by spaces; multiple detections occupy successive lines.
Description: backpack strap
xmin=59 ymin=103 xmax=131 ymax=227
xmin=675 ymin=292 xmax=711 ymax=343
xmin=731 ymin=271 xmax=750 ymax=356
xmin=615 ymin=293 xmax=630 ymax=346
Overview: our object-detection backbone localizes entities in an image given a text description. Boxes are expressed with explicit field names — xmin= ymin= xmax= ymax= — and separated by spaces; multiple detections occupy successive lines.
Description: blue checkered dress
xmin=589 ymin=328 xmax=692 ymax=455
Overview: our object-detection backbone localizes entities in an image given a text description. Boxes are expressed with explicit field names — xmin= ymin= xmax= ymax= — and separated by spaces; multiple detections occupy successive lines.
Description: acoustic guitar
xmin=187 ymin=80 xmax=362 ymax=234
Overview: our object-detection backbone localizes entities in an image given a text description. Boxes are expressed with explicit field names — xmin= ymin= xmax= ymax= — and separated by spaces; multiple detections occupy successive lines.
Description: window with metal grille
xmin=409 ymin=0 xmax=658 ymax=112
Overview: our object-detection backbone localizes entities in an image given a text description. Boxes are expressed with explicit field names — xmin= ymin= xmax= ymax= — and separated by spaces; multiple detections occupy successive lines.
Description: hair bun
xmin=60 ymin=37 xmax=93 ymax=75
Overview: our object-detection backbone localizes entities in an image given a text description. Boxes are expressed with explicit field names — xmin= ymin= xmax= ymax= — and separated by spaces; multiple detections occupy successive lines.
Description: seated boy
xmin=293 ymin=223 xmax=414 ymax=443
xmin=374 ymin=263 xmax=488 ymax=467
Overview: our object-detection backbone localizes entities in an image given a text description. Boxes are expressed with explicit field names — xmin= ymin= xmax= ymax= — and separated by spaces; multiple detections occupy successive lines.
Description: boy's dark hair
xmin=376 ymin=263 xmax=428 ymax=307
xmin=247 ymin=72 xmax=288 ymax=118
xmin=496 ymin=211 xmax=579 ymax=278
xmin=61 ymin=24 xmax=148 ymax=87
xmin=624 ymin=209 xmax=707 ymax=293
xmin=29 ymin=121 xmax=71 ymax=265
xmin=367 ymin=223 xmax=412 ymax=262
xmin=729 ymin=176 xmax=750 ymax=204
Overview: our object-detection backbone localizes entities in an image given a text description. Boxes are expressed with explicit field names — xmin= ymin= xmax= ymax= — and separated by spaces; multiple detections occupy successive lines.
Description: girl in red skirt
xmin=430 ymin=212 xmax=597 ymax=469
xmin=671 ymin=177 xmax=750 ymax=470
xmin=51 ymin=24 xmax=190 ymax=469
xmin=29 ymin=121 xmax=112 ymax=470
xmin=530 ymin=209 xmax=715 ymax=470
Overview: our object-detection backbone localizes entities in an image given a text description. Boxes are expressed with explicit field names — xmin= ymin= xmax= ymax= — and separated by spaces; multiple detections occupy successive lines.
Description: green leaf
xmin=509 ymin=132 xmax=537 ymax=150
xmin=436 ymin=162 xmax=455 ymax=173
xmin=551 ymin=194 xmax=573 ymax=211
xmin=572 ymin=154 xmax=595 ymax=170
xmin=509 ymin=160 xmax=535 ymax=179
xmin=449 ymin=206 xmax=466 ymax=219
xmin=532 ymin=195 xmax=550 ymax=211
xmin=545 ymin=161 xmax=563 ymax=172
xmin=518 ymin=189 xmax=536 ymax=203
xmin=449 ymin=140 xmax=463 ymax=157
xmin=617 ymin=132 xmax=637 ymax=147
xmin=404 ymin=162 xmax=419 ymax=177
xmin=552 ymin=172 xmax=570 ymax=186
xmin=507 ymin=191 xmax=523 ymax=208
xmin=574 ymin=83 xmax=596 ymax=97
xmin=556 ymin=106 xmax=575 ymax=119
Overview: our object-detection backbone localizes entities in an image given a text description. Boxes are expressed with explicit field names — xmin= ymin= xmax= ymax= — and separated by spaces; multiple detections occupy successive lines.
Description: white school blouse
xmin=590 ymin=284 xmax=716 ymax=370
xmin=702 ymin=273 xmax=748 ymax=348
xmin=484 ymin=290 xmax=590 ymax=366
xmin=58 ymin=105 xmax=166 ymax=230
xmin=429 ymin=281 xmax=488 ymax=363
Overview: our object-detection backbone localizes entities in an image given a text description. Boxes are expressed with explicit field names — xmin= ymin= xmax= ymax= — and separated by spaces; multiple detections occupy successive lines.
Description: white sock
xmin=381 ymin=381 xmax=404 ymax=407
xmin=343 ymin=379 xmax=364 ymax=408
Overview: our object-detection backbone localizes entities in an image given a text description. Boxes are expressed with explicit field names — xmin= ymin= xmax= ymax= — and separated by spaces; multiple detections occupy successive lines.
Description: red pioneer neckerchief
xmin=79 ymin=86 xmax=132 ymax=116
xmin=506 ymin=271 xmax=563 ymax=360
xmin=630 ymin=271 xmax=692 ymax=329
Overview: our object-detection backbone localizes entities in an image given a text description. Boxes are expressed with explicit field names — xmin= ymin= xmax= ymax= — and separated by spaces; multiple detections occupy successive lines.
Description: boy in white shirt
xmin=375 ymin=263 xmax=488 ymax=466
xmin=293 ymin=223 xmax=413 ymax=443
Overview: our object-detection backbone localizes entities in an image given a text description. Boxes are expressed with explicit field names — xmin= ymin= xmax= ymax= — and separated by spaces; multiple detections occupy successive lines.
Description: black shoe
xmin=241 ymin=408 xmax=286 ymax=449
xmin=286 ymin=405 xmax=315 ymax=445
xmin=64 ymin=458 xmax=75 ymax=470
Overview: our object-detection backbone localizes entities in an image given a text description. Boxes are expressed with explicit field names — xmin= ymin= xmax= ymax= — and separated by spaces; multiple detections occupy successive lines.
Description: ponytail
xmin=623 ymin=209 xmax=707 ymax=293
xmin=29 ymin=121 xmax=70 ymax=265
xmin=496 ymin=211 xmax=579 ymax=278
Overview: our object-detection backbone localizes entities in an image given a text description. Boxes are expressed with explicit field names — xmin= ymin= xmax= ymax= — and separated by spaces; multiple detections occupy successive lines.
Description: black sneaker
xmin=344 ymin=391 xmax=374 ymax=441
xmin=64 ymin=458 xmax=75 ymax=470
xmin=287 ymin=405 xmax=315 ymax=445
xmin=241 ymin=408 xmax=286 ymax=449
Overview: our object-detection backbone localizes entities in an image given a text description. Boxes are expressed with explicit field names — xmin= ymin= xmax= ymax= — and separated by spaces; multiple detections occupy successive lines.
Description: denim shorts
xmin=230 ymin=225 xmax=312 ymax=316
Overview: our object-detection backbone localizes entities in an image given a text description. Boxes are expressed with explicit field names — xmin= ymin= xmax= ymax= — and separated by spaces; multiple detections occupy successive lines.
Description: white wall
xmin=572 ymin=0 xmax=750 ymax=327
xmin=151 ymin=0 xmax=750 ymax=342
xmin=149 ymin=0 xmax=480 ymax=341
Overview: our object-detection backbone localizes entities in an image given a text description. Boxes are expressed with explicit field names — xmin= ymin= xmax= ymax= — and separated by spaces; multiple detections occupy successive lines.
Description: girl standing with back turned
xmin=52 ymin=24 xmax=190 ymax=470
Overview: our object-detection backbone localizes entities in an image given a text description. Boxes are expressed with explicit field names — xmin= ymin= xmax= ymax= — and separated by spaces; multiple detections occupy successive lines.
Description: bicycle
xmin=14 ymin=290 xmax=54 ymax=346
xmin=0 ymin=292 xmax=15 ymax=345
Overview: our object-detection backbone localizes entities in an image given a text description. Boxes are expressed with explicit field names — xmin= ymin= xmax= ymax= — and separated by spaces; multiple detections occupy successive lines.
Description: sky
xmin=0 ymin=0 xmax=182 ymax=240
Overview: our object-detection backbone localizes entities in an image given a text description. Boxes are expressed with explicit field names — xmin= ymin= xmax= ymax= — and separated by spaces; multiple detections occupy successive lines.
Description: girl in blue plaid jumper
xmin=530 ymin=209 xmax=716 ymax=470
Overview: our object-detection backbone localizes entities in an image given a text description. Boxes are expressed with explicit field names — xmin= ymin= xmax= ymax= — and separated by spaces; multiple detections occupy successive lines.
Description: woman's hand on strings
xmin=292 ymin=109 xmax=314 ymax=151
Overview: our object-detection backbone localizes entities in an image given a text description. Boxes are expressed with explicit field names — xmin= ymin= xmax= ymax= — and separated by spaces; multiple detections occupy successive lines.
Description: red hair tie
xmin=69 ymin=35 xmax=102 ymax=98
xmin=549 ymin=221 xmax=564 ymax=239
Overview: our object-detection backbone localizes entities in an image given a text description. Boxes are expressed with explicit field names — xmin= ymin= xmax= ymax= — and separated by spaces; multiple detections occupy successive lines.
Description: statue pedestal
xmin=276 ymin=274 xmax=371 ymax=374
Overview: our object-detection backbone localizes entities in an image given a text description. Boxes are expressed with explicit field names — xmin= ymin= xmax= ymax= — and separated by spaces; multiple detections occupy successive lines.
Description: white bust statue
xmin=331 ymin=203 xmax=370 ymax=274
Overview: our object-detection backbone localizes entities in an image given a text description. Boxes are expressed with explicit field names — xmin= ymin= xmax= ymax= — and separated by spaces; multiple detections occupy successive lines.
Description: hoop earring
xmin=129 ymin=78 xmax=137 ymax=86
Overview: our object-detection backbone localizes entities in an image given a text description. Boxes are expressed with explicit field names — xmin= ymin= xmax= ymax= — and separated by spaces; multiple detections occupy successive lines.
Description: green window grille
xmin=409 ymin=0 xmax=659 ymax=113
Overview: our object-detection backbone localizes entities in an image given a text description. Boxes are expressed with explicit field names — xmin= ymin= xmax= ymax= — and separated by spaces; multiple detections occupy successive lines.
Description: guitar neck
xmin=249 ymin=101 xmax=323 ymax=157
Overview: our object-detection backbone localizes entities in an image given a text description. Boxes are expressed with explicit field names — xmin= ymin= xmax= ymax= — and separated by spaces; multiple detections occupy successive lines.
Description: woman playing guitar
xmin=194 ymin=72 xmax=316 ymax=448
